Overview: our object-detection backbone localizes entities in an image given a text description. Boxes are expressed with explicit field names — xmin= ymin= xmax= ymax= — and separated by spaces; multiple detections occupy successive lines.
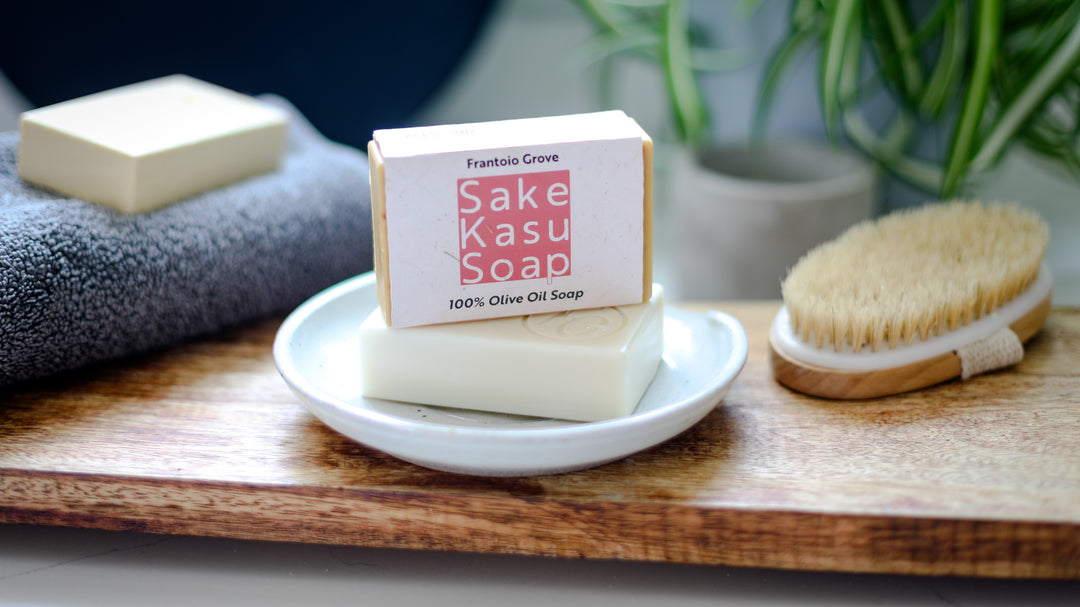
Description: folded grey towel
xmin=0 ymin=96 xmax=372 ymax=386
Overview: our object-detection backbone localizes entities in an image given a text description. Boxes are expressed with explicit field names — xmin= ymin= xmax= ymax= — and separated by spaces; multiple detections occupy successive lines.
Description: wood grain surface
xmin=1 ymin=302 xmax=1077 ymax=579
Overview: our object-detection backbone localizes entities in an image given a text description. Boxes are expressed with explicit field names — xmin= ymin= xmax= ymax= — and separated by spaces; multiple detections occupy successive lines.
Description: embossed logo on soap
xmin=523 ymin=308 xmax=627 ymax=340
xmin=457 ymin=170 xmax=571 ymax=285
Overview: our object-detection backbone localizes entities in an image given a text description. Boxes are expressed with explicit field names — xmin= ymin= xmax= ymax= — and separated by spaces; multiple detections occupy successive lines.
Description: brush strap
xmin=957 ymin=328 xmax=1024 ymax=379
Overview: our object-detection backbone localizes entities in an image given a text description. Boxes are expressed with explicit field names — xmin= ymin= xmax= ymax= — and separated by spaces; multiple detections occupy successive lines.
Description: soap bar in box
xmin=368 ymin=110 xmax=653 ymax=328
xmin=18 ymin=74 xmax=288 ymax=213
xmin=358 ymin=286 xmax=664 ymax=422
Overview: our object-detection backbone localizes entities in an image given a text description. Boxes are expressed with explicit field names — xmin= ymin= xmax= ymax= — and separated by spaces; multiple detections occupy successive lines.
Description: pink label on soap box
xmin=457 ymin=170 xmax=571 ymax=285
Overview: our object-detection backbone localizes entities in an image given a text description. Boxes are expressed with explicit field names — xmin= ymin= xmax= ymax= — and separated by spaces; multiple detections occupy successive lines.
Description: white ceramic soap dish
xmin=273 ymin=272 xmax=748 ymax=476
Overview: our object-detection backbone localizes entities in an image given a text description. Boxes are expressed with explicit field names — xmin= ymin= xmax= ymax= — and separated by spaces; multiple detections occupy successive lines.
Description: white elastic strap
xmin=956 ymin=327 xmax=1024 ymax=379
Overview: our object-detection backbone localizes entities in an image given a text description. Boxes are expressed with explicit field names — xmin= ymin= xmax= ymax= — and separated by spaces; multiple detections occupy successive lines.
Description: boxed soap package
xmin=368 ymin=110 xmax=653 ymax=328
xmin=358 ymin=111 xmax=664 ymax=422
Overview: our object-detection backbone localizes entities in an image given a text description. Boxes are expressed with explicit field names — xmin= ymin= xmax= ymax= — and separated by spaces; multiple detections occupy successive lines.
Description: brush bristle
xmin=781 ymin=200 xmax=1048 ymax=352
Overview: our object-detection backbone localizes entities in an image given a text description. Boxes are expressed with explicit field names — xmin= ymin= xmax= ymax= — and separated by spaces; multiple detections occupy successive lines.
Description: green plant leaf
xmin=790 ymin=0 xmax=822 ymax=32
xmin=863 ymin=4 xmax=914 ymax=108
xmin=837 ymin=1 xmax=863 ymax=107
xmin=1022 ymin=112 xmax=1080 ymax=177
xmin=662 ymin=0 xmax=709 ymax=144
xmin=919 ymin=0 xmax=967 ymax=117
xmin=878 ymin=0 xmax=923 ymax=98
xmin=971 ymin=4 xmax=1080 ymax=173
xmin=1004 ymin=0 xmax=1073 ymax=29
xmin=844 ymin=109 xmax=943 ymax=190
xmin=907 ymin=0 xmax=952 ymax=46
xmin=752 ymin=0 xmax=825 ymax=139
xmin=1001 ymin=3 xmax=1078 ymax=86
xmin=753 ymin=27 xmax=817 ymax=139
xmin=881 ymin=106 xmax=916 ymax=154
xmin=820 ymin=0 xmax=862 ymax=139
xmin=942 ymin=0 xmax=1001 ymax=196
xmin=576 ymin=0 xmax=626 ymax=33
xmin=577 ymin=0 xmax=660 ymax=37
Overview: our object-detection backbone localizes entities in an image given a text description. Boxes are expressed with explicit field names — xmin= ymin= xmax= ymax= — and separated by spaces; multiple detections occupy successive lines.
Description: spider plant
xmin=576 ymin=0 xmax=1080 ymax=198
xmin=756 ymin=0 xmax=1080 ymax=196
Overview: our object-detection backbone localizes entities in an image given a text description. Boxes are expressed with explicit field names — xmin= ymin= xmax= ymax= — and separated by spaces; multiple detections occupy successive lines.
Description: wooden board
xmin=1 ymin=303 xmax=1078 ymax=579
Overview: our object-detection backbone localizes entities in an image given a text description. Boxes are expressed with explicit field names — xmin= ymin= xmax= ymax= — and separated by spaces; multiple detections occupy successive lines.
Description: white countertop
xmin=1 ymin=523 xmax=1076 ymax=606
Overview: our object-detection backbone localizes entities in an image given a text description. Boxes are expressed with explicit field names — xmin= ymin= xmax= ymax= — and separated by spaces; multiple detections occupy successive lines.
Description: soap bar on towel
xmin=18 ymin=75 xmax=289 ymax=213
xmin=0 ymin=97 xmax=372 ymax=387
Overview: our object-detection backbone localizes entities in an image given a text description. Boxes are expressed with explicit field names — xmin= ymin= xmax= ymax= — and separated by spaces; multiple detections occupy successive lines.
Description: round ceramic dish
xmin=273 ymin=272 xmax=748 ymax=476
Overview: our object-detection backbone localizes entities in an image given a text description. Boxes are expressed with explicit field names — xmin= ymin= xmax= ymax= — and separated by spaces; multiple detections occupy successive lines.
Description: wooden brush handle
xmin=769 ymin=292 xmax=1052 ymax=400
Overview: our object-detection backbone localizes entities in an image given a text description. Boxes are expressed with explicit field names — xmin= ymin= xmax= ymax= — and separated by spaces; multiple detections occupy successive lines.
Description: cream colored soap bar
xmin=368 ymin=111 xmax=653 ymax=328
xmin=18 ymin=74 xmax=288 ymax=213
xmin=359 ymin=286 xmax=664 ymax=422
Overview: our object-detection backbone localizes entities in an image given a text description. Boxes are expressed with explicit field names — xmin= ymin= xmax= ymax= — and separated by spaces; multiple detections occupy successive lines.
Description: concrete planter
xmin=665 ymin=140 xmax=877 ymax=300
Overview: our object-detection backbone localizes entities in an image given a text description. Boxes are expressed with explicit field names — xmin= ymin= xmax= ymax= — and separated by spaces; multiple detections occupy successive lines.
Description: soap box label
xmin=374 ymin=111 xmax=649 ymax=327
xmin=457 ymin=170 xmax=571 ymax=285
